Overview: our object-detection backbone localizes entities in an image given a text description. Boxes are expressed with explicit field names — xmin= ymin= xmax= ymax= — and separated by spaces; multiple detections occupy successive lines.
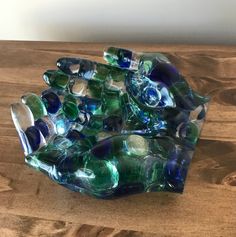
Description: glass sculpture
xmin=11 ymin=47 xmax=210 ymax=198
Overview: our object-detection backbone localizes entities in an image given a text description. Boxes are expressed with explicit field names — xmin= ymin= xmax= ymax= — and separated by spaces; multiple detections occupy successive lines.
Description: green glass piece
xmin=81 ymin=115 xmax=103 ymax=136
xmin=192 ymin=91 xmax=210 ymax=106
xmin=87 ymin=80 xmax=103 ymax=98
xmin=185 ymin=122 xmax=199 ymax=145
xmin=21 ymin=93 xmax=47 ymax=120
xmin=43 ymin=70 xmax=69 ymax=90
xmin=76 ymin=61 xmax=127 ymax=83
xmin=117 ymin=155 xmax=142 ymax=185
xmin=101 ymin=86 xmax=121 ymax=116
xmin=110 ymin=136 xmax=144 ymax=185
xmin=62 ymin=101 xmax=79 ymax=121
xmin=103 ymin=47 xmax=120 ymax=67
xmin=142 ymin=156 xmax=166 ymax=191
xmin=83 ymin=156 xmax=119 ymax=194
xmin=141 ymin=60 xmax=153 ymax=75
xmin=26 ymin=146 xmax=61 ymax=167
xmin=93 ymin=64 xmax=111 ymax=81
xmin=64 ymin=94 xmax=77 ymax=104
xmin=110 ymin=67 xmax=127 ymax=82
xmin=108 ymin=136 xmax=166 ymax=190
xmin=37 ymin=146 xmax=65 ymax=166
xmin=25 ymin=145 xmax=66 ymax=182
xmin=91 ymin=63 xmax=127 ymax=83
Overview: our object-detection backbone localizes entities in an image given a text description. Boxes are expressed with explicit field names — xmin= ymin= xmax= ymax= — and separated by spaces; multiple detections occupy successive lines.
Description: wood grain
xmin=0 ymin=213 xmax=160 ymax=237
xmin=0 ymin=41 xmax=235 ymax=237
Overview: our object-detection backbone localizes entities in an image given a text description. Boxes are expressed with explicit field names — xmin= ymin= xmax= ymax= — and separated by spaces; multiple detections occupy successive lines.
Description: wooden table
xmin=0 ymin=41 xmax=235 ymax=237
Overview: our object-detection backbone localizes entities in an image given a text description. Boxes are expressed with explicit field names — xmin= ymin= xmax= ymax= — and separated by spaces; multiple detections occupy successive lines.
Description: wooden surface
xmin=0 ymin=41 xmax=235 ymax=237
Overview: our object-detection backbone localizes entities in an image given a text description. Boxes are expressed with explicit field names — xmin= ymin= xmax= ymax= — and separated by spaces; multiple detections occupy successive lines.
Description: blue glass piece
xmin=79 ymin=97 xmax=102 ymax=114
xmin=164 ymin=150 xmax=190 ymax=193
xmin=149 ymin=62 xmax=180 ymax=86
xmin=117 ymin=48 xmax=132 ymax=68
xmin=25 ymin=126 xmax=41 ymax=151
xmin=42 ymin=90 xmax=61 ymax=114
xmin=77 ymin=59 xmax=96 ymax=80
xmin=91 ymin=138 xmax=112 ymax=158
xmin=54 ymin=114 xmax=71 ymax=135
xmin=66 ymin=129 xmax=86 ymax=141
xmin=141 ymin=86 xmax=161 ymax=107
xmin=35 ymin=119 xmax=49 ymax=138
xmin=57 ymin=57 xmax=81 ymax=75
xmin=104 ymin=47 xmax=133 ymax=69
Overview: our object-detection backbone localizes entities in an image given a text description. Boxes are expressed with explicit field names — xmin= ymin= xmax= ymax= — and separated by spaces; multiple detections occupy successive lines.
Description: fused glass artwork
xmin=11 ymin=47 xmax=210 ymax=198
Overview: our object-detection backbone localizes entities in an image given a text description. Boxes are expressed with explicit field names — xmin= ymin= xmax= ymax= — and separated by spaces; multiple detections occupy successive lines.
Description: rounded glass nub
xmin=11 ymin=102 xmax=48 ymax=155
xmin=57 ymin=57 xmax=81 ymax=75
xmin=42 ymin=90 xmax=62 ymax=114
xmin=77 ymin=59 xmax=97 ymax=80
xmin=11 ymin=102 xmax=34 ymax=132
xmin=21 ymin=93 xmax=47 ymax=120
xmin=43 ymin=70 xmax=70 ymax=90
